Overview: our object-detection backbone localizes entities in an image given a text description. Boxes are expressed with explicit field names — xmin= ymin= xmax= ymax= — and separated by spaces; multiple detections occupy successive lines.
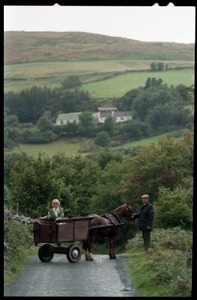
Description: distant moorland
xmin=4 ymin=31 xmax=194 ymax=64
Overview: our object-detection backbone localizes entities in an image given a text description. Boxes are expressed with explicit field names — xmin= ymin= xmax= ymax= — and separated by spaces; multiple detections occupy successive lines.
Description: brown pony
xmin=82 ymin=203 xmax=134 ymax=261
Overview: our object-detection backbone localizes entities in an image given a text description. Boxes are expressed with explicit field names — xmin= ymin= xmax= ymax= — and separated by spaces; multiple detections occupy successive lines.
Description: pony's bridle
xmin=111 ymin=205 xmax=133 ymax=222
xmin=124 ymin=206 xmax=134 ymax=220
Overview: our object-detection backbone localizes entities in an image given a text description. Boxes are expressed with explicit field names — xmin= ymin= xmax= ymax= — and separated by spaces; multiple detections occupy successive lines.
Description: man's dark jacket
xmin=134 ymin=202 xmax=154 ymax=231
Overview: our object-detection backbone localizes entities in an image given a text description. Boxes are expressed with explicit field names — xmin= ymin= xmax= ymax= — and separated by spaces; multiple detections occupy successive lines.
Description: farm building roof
xmin=56 ymin=112 xmax=81 ymax=121
xmin=98 ymin=107 xmax=117 ymax=111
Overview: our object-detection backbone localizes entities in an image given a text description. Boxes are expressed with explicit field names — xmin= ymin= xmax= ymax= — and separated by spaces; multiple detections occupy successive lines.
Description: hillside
xmin=4 ymin=31 xmax=194 ymax=64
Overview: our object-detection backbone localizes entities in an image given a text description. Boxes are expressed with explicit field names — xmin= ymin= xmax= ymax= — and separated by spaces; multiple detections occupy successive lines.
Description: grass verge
xmin=123 ymin=228 xmax=192 ymax=297
xmin=4 ymin=245 xmax=38 ymax=286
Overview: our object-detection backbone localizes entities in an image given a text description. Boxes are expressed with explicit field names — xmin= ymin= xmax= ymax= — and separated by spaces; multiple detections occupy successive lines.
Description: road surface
xmin=4 ymin=253 xmax=139 ymax=297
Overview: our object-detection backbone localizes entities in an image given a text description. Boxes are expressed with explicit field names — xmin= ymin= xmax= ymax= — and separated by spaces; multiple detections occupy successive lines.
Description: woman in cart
xmin=42 ymin=199 xmax=65 ymax=220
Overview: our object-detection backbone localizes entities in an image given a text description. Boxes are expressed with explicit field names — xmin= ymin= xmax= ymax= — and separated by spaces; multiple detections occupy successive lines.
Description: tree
xmin=23 ymin=129 xmax=57 ymax=143
xmin=150 ymin=62 xmax=157 ymax=71
xmin=102 ymin=116 xmax=114 ymax=135
xmin=157 ymin=62 xmax=164 ymax=71
xmin=176 ymin=84 xmax=194 ymax=105
xmin=4 ymin=114 xmax=21 ymax=148
xmin=79 ymin=111 xmax=97 ymax=137
xmin=65 ymin=123 xmax=79 ymax=137
xmin=8 ymin=153 xmax=100 ymax=217
xmin=121 ymin=130 xmax=193 ymax=205
xmin=113 ymin=88 xmax=140 ymax=111
xmin=91 ymin=158 xmax=136 ymax=246
xmin=4 ymin=86 xmax=92 ymax=125
xmin=36 ymin=116 xmax=54 ymax=132
xmin=119 ymin=120 xmax=147 ymax=140
xmin=150 ymin=62 xmax=164 ymax=71
xmin=97 ymin=149 xmax=124 ymax=169
xmin=94 ymin=131 xmax=110 ymax=147
xmin=9 ymin=153 xmax=56 ymax=217
xmin=145 ymin=77 xmax=151 ymax=89
xmin=4 ymin=153 xmax=29 ymax=186
xmin=148 ymin=104 xmax=173 ymax=132
xmin=154 ymin=183 xmax=192 ymax=230
xmin=50 ymin=154 xmax=101 ymax=216
xmin=4 ymin=114 xmax=19 ymax=128
xmin=61 ymin=75 xmax=82 ymax=89
xmin=132 ymin=90 xmax=153 ymax=121
xmin=4 ymin=86 xmax=51 ymax=123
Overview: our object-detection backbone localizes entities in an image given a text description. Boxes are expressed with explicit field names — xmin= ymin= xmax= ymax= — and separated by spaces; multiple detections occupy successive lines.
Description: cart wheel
xmin=67 ymin=244 xmax=82 ymax=263
xmin=38 ymin=243 xmax=54 ymax=262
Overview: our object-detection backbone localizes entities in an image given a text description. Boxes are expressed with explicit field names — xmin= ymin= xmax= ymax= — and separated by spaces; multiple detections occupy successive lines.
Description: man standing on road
xmin=132 ymin=194 xmax=154 ymax=251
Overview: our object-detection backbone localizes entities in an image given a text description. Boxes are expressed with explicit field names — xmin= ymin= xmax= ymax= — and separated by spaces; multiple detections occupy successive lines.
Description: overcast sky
xmin=4 ymin=4 xmax=196 ymax=44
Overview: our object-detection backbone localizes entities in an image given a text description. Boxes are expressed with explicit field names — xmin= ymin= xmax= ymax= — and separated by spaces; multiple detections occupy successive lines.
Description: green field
xmin=121 ymin=132 xmax=182 ymax=148
xmin=4 ymin=138 xmax=91 ymax=158
xmin=4 ymin=132 xmax=182 ymax=158
xmin=80 ymin=69 xmax=194 ymax=98
xmin=4 ymin=60 xmax=194 ymax=97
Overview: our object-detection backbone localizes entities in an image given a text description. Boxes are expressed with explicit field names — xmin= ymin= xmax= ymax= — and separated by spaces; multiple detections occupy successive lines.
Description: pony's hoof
xmin=85 ymin=257 xmax=94 ymax=261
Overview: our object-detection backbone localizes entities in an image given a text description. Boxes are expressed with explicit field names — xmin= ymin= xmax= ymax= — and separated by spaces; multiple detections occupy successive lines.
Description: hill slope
xmin=4 ymin=31 xmax=194 ymax=64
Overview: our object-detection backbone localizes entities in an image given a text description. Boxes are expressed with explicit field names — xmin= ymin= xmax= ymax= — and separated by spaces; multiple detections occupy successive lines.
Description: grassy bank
xmin=4 ymin=219 xmax=36 ymax=286
xmin=124 ymin=227 xmax=192 ymax=297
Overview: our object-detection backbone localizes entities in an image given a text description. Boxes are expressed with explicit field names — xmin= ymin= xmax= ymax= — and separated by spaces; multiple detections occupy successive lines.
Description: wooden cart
xmin=33 ymin=216 xmax=93 ymax=263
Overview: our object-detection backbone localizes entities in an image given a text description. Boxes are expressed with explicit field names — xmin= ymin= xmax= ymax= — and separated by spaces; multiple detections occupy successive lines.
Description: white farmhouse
xmin=93 ymin=107 xmax=132 ymax=123
xmin=55 ymin=107 xmax=132 ymax=125
xmin=55 ymin=112 xmax=81 ymax=126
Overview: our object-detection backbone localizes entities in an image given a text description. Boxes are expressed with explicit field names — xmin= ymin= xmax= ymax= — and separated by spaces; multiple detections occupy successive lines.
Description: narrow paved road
xmin=4 ymin=253 xmax=139 ymax=297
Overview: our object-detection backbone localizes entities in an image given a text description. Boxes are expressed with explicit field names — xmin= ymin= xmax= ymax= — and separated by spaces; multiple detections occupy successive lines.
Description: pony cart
xmin=33 ymin=216 xmax=93 ymax=263
xmin=33 ymin=204 xmax=134 ymax=263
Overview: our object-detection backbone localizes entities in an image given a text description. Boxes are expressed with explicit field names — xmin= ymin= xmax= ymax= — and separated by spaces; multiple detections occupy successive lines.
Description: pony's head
xmin=113 ymin=203 xmax=134 ymax=220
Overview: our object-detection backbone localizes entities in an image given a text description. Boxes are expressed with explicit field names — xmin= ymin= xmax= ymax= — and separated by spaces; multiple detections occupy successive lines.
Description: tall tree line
xmin=4 ymin=86 xmax=94 ymax=123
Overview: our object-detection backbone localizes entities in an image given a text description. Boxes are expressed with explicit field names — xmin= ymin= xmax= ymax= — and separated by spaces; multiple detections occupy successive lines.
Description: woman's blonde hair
xmin=52 ymin=199 xmax=60 ymax=205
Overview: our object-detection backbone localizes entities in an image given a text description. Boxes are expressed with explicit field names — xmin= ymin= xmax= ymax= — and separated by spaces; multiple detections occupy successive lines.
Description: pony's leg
xmin=109 ymin=237 xmax=117 ymax=259
xmin=85 ymin=249 xmax=90 ymax=261
xmin=109 ymin=237 xmax=113 ymax=259
xmin=88 ymin=235 xmax=96 ymax=261
xmin=112 ymin=237 xmax=117 ymax=259
xmin=82 ymin=240 xmax=91 ymax=261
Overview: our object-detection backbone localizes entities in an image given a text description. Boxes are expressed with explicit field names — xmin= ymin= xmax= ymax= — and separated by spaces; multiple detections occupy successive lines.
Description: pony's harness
xmin=102 ymin=211 xmax=123 ymax=225
xmin=88 ymin=209 xmax=125 ymax=230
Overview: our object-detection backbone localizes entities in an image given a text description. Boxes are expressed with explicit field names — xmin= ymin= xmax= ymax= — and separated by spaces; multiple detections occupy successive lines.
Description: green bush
xmin=125 ymin=227 xmax=192 ymax=296
xmin=4 ymin=219 xmax=34 ymax=285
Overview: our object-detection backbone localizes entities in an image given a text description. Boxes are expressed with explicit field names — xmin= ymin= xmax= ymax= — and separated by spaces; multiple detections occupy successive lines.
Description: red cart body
xmin=32 ymin=217 xmax=93 ymax=263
